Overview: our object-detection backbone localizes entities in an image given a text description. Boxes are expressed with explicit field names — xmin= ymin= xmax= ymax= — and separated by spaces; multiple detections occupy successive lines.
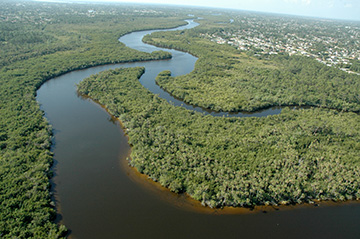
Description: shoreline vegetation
xmin=77 ymin=67 xmax=360 ymax=209
xmin=144 ymin=27 xmax=360 ymax=113
xmin=1 ymin=1 xmax=360 ymax=237
xmin=0 ymin=1 xmax=188 ymax=237
xmin=116 ymin=145 xmax=360 ymax=214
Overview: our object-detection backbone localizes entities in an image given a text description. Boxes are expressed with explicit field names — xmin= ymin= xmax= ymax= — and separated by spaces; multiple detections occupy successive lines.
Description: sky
xmin=35 ymin=0 xmax=360 ymax=21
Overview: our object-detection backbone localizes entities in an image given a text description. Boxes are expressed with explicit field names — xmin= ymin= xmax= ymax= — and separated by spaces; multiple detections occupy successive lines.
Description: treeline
xmin=340 ymin=59 xmax=360 ymax=74
xmin=144 ymin=28 xmax=360 ymax=112
xmin=0 ymin=1 xmax=186 ymax=67
xmin=78 ymin=67 xmax=360 ymax=208
xmin=0 ymin=1 xmax=189 ymax=237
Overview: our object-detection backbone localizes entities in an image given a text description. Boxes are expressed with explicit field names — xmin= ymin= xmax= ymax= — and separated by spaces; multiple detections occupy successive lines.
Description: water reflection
xmin=36 ymin=19 xmax=360 ymax=239
xmin=120 ymin=20 xmax=292 ymax=118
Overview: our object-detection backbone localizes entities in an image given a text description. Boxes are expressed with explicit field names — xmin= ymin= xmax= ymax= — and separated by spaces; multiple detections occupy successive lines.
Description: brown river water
xmin=36 ymin=20 xmax=360 ymax=239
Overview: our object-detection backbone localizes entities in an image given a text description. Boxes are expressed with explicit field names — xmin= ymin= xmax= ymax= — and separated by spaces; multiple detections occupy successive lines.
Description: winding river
xmin=36 ymin=20 xmax=360 ymax=239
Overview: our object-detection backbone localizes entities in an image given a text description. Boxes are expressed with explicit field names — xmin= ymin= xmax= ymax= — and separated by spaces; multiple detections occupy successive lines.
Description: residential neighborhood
xmin=202 ymin=13 xmax=360 ymax=75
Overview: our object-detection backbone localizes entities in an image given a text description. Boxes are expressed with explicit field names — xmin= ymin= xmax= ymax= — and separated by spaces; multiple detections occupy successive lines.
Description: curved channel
xmin=120 ymin=19 xmax=283 ymax=118
xmin=36 ymin=20 xmax=360 ymax=239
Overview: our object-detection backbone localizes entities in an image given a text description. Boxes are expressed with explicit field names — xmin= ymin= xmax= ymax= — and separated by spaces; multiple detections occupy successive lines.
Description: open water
xmin=36 ymin=20 xmax=360 ymax=239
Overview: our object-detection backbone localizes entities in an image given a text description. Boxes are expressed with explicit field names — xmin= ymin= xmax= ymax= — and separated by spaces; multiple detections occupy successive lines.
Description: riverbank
xmin=0 ymin=2 xmax=192 ymax=236
xmin=32 ymin=6 xmax=360 ymax=238
xmin=144 ymin=26 xmax=360 ymax=113
xmin=80 ymin=86 xmax=360 ymax=214
xmin=78 ymin=67 xmax=360 ymax=208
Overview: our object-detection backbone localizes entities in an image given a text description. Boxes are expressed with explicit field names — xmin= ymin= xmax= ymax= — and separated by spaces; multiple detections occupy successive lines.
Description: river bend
xmin=36 ymin=20 xmax=360 ymax=239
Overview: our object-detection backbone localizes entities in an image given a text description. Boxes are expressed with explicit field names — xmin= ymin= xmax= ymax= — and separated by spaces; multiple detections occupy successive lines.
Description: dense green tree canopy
xmin=2 ymin=1 xmax=360 ymax=237
xmin=0 ymin=1 xmax=187 ymax=237
xmin=78 ymin=67 xmax=360 ymax=208
xmin=145 ymin=26 xmax=360 ymax=112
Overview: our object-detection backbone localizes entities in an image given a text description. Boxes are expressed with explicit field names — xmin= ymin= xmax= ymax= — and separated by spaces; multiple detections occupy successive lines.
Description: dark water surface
xmin=36 ymin=20 xmax=360 ymax=239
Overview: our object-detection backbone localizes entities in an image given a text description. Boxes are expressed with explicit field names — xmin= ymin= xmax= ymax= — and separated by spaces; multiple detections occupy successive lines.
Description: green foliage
xmin=341 ymin=59 xmax=360 ymax=74
xmin=145 ymin=23 xmax=360 ymax=113
xmin=78 ymin=67 xmax=360 ymax=208
xmin=0 ymin=1 xmax=188 ymax=237
xmin=0 ymin=1 xmax=186 ymax=67
xmin=2 ymin=0 xmax=360 ymax=236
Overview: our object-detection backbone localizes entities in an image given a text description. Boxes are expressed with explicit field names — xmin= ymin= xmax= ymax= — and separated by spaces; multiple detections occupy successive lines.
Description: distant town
xmin=201 ymin=14 xmax=360 ymax=75
xmin=3 ymin=4 xmax=359 ymax=77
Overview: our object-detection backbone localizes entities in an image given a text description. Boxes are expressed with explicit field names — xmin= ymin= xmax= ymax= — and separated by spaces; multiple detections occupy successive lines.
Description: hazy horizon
xmin=32 ymin=0 xmax=360 ymax=22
